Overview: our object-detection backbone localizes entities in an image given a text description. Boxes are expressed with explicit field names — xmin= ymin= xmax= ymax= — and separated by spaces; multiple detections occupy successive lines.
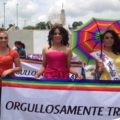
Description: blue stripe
xmin=3 ymin=76 xmax=120 ymax=85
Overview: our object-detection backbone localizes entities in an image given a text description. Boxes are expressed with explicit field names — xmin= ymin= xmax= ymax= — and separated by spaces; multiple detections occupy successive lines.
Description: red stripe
xmin=20 ymin=60 xmax=42 ymax=64
xmin=2 ymin=83 xmax=120 ymax=92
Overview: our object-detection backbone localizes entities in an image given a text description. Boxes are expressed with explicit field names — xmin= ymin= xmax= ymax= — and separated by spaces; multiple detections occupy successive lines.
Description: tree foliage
xmin=23 ymin=21 xmax=52 ymax=30
xmin=23 ymin=20 xmax=83 ymax=30
xmin=35 ymin=22 xmax=46 ymax=29
xmin=72 ymin=21 xmax=83 ymax=29
xmin=23 ymin=25 xmax=35 ymax=30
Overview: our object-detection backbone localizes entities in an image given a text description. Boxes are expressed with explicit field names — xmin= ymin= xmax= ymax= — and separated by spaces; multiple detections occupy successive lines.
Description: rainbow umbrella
xmin=71 ymin=18 xmax=120 ymax=64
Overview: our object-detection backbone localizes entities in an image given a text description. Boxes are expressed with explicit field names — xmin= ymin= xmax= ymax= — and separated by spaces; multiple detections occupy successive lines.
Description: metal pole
xmin=16 ymin=3 xmax=19 ymax=28
xmin=3 ymin=2 xmax=6 ymax=28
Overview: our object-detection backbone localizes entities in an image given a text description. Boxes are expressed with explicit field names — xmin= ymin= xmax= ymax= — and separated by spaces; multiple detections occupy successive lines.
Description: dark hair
xmin=14 ymin=41 xmax=21 ymax=45
xmin=21 ymin=42 xmax=25 ymax=49
xmin=14 ymin=41 xmax=25 ymax=49
xmin=101 ymin=30 xmax=120 ymax=55
xmin=48 ymin=24 xmax=69 ymax=48
xmin=0 ymin=29 xmax=7 ymax=34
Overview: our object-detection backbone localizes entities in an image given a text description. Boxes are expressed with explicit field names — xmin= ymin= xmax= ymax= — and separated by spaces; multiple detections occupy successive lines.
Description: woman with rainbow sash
xmin=91 ymin=30 xmax=120 ymax=80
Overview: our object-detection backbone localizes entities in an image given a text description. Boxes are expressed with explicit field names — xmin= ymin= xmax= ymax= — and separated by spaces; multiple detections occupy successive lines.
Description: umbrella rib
xmin=107 ymin=20 xmax=119 ymax=30
xmin=93 ymin=18 xmax=103 ymax=58
xmin=92 ymin=41 xmax=99 ymax=51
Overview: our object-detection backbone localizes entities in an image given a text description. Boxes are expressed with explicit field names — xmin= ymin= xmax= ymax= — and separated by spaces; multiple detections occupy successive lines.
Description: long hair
xmin=101 ymin=30 xmax=120 ymax=55
xmin=48 ymin=24 xmax=69 ymax=48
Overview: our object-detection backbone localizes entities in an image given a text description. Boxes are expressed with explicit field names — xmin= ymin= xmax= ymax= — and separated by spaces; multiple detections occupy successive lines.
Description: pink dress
xmin=44 ymin=51 xmax=69 ymax=79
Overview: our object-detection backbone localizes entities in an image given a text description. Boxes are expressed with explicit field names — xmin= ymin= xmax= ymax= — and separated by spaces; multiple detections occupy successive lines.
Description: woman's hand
xmin=34 ymin=71 xmax=44 ymax=79
xmin=34 ymin=66 xmax=45 ymax=79
xmin=34 ymin=72 xmax=41 ymax=78
xmin=96 ymin=61 xmax=104 ymax=73
xmin=75 ymin=72 xmax=83 ymax=79
xmin=91 ymin=70 xmax=96 ymax=76
xmin=1 ymin=69 xmax=14 ymax=77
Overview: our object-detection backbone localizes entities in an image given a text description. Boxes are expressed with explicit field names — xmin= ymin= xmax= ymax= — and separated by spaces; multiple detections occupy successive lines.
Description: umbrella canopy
xmin=71 ymin=18 xmax=120 ymax=64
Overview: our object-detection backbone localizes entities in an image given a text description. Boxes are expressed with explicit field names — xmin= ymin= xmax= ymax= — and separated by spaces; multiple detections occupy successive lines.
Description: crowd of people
xmin=0 ymin=25 xmax=120 ymax=80
xmin=1 ymin=24 xmax=120 ymax=112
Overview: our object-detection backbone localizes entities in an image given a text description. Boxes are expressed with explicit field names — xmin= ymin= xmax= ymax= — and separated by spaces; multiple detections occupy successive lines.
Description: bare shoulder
xmin=42 ymin=47 xmax=49 ymax=53
xmin=64 ymin=46 xmax=72 ymax=54
xmin=66 ymin=46 xmax=72 ymax=52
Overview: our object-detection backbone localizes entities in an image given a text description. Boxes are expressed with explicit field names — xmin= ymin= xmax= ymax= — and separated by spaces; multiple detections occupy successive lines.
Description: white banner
xmin=1 ymin=77 xmax=120 ymax=120
xmin=15 ymin=59 xmax=83 ymax=79
xmin=15 ymin=60 xmax=41 ymax=78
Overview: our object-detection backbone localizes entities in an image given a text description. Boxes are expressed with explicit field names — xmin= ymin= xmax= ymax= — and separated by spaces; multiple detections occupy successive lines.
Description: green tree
xmin=35 ymin=22 xmax=46 ymax=30
xmin=46 ymin=21 xmax=51 ymax=29
xmin=72 ymin=21 xmax=83 ymax=29
xmin=23 ymin=25 xmax=35 ymax=30
xmin=9 ymin=24 xmax=14 ymax=28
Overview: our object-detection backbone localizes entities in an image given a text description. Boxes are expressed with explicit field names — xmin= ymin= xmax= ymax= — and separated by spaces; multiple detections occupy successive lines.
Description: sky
xmin=0 ymin=0 xmax=120 ymax=29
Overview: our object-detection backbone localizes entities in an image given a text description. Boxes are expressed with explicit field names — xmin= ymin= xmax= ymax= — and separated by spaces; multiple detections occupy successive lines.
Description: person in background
xmin=20 ymin=42 xmax=26 ymax=58
xmin=71 ymin=52 xmax=86 ymax=79
xmin=35 ymin=24 xmax=83 ymax=79
xmin=12 ymin=41 xmax=19 ymax=50
xmin=91 ymin=62 xmax=102 ymax=80
xmin=14 ymin=41 xmax=26 ymax=58
xmin=94 ymin=30 xmax=120 ymax=80
xmin=81 ymin=63 xmax=86 ymax=79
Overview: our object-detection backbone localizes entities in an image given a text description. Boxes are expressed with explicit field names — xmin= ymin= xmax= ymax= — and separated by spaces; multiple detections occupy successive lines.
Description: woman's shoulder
xmin=42 ymin=47 xmax=50 ymax=53
xmin=62 ymin=46 xmax=72 ymax=56
xmin=62 ymin=46 xmax=71 ymax=51
xmin=9 ymin=49 xmax=19 ymax=57
xmin=10 ymin=49 xmax=18 ymax=54
xmin=65 ymin=46 xmax=72 ymax=53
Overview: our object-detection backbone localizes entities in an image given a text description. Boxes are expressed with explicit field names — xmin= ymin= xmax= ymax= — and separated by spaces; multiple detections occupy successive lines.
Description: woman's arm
xmin=1 ymin=57 xmax=22 ymax=77
xmin=13 ymin=57 xmax=22 ymax=72
xmin=67 ymin=48 xmax=83 ymax=79
xmin=35 ymin=48 xmax=46 ymax=78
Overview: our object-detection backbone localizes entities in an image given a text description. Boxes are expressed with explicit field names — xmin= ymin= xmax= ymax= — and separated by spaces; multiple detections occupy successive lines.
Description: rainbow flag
xmin=2 ymin=77 xmax=120 ymax=92
xmin=1 ymin=77 xmax=120 ymax=120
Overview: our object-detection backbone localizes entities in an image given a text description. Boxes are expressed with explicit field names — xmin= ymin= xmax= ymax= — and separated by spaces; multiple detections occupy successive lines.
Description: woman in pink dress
xmin=35 ymin=24 xmax=83 ymax=79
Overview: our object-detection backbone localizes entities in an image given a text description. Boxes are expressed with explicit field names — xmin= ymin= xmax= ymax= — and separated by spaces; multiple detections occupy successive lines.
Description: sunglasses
xmin=0 ymin=37 xmax=8 ymax=40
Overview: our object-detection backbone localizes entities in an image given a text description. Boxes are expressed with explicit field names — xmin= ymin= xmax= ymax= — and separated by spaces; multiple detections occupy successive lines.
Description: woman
xmin=0 ymin=30 xmax=22 ymax=78
xmin=0 ymin=30 xmax=22 ymax=109
xmin=35 ymin=24 xmax=83 ymax=79
xmin=96 ymin=30 xmax=120 ymax=80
